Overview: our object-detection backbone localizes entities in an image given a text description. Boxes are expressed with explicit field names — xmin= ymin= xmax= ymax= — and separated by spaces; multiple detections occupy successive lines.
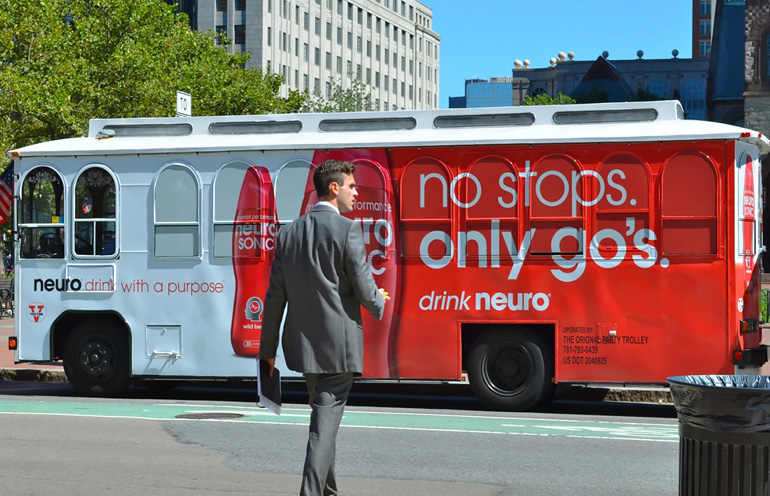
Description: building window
xmin=647 ymin=79 xmax=668 ymax=99
xmin=154 ymin=164 xmax=200 ymax=258
xmin=234 ymin=25 xmax=245 ymax=45
xmin=699 ymin=19 xmax=711 ymax=37
xmin=304 ymin=43 xmax=308 ymax=61
xmin=326 ymin=51 xmax=332 ymax=69
xmin=267 ymin=27 xmax=271 ymax=46
xmin=337 ymin=26 xmax=342 ymax=44
xmin=326 ymin=22 xmax=331 ymax=40
xmin=315 ymin=47 xmax=320 ymax=65
xmin=699 ymin=0 xmax=710 ymax=15
xmin=682 ymin=78 xmax=706 ymax=120
xmin=699 ymin=40 xmax=711 ymax=57
xmin=235 ymin=0 xmax=246 ymax=10
xmin=217 ymin=0 xmax=227 ymax=11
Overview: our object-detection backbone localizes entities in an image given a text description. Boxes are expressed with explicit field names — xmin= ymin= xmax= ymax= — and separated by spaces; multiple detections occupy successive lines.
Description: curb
xmin=0 ymin=367 xmax=674 ymax=404
xmin=0 ymin=368 xmax=67 ymax=383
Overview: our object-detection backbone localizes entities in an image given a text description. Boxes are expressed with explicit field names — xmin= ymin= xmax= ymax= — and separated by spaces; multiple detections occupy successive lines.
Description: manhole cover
xmin=175 ymin=412 xmax=245 ymax=420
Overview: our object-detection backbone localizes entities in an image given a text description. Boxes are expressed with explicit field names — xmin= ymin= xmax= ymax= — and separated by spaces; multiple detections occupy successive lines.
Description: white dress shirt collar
xmin=315 ymin=201 xmax=340 ymax=214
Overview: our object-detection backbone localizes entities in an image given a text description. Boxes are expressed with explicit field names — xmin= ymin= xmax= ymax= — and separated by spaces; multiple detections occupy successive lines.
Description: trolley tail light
xmin=8 ymin=336 xmax=16 ymax=350
xmin=740 ymin=319 xmax=760 ymax=334
xmin=732 ymin=347 xmax=768 ymax=366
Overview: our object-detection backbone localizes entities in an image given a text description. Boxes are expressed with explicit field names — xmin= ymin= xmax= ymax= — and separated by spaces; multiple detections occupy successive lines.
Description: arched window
xmin=596 ymin=154 xmax=651 ymax=255
xmin=153 ymin=164 xmax=200 ymax=258
xmin=212 ymin=161 xmax=275 ymax=258
xmin=73 ymin=166 xmax=117 ymax=257
xmin=399 ymin=156 xmax=452 ymax=262
xmin=530 ymin=155 xmax=583 ymax=255
xmin=19 ymin=166 xmax=65 ymax=259
xmin=275 ymin=159 xmax=313 ymax=223
xmin=465 ymin=155 xmax=519 ymax=267
xmin=647 ymin=79 xmax=668 ymax=99
xmin=661 ymin=152 xmax=718 ymax=255
xmin=681 ymin=78 xmax=705 ymax=120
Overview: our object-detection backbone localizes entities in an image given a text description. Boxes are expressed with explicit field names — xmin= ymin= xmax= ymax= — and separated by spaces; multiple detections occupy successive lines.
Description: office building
xmin=168 ymin=0 xmax=440 ymax=111
xmin=450 ymin=53 xmax=709 ymax=120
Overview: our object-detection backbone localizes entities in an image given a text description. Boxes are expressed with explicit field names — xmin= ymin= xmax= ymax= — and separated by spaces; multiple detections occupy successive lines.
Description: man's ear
xmin=328 ymin=181 xmax=340 ymax=196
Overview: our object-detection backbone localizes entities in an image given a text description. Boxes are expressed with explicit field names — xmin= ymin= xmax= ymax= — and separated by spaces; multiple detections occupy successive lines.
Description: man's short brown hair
xmin=313 ymin=159 xmax=356 ymax=197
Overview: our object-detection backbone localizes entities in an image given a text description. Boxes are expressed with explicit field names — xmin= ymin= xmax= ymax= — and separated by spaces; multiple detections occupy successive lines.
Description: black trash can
xmin=667 ymin=375 xmax=770 ymax=496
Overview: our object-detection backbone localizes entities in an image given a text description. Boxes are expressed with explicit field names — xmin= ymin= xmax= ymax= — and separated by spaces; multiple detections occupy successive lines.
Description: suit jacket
xmin=260 ymin=204 xmax=384 ymax=375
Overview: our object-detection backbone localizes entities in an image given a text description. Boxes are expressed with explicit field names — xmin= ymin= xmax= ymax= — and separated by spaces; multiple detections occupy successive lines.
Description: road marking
xmin=0 ymin=399 xmax=678 ymax=442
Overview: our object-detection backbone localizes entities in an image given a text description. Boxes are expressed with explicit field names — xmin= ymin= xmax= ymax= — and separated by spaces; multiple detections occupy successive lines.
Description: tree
xmin=630 ymin=86 xmax=660 ymax=102
xmin=0 ymin=0 xmax=305 ymax=158
xmin=522 ymin=92 xmax=576 ymax=106
xmin=302 ymin=78 xmax=377 ymax=113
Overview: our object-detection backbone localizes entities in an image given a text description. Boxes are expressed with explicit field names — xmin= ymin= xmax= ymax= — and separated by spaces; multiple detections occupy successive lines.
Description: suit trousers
xmin=300 ymin=372 xmax=355 ymax=496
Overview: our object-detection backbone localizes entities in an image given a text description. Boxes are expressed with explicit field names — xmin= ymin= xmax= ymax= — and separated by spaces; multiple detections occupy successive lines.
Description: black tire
xmin=63 ymin=321 xmax=130 ymax=397
xmin=468 ymin=328 xmax=554 ymax=411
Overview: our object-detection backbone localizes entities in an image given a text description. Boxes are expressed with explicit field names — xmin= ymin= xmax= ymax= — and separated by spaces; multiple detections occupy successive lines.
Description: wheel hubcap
xmin=482 ymin=344 xmax=533 ymax=397
xmin=79 ymin=339 xmax=114 ymax=378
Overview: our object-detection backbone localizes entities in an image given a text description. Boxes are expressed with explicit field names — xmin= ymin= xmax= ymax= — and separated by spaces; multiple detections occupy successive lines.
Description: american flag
xmin=0 ymin=165 xmax=13 ymax=224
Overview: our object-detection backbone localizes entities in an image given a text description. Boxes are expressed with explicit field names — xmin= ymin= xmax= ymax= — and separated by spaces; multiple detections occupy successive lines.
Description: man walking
xmin=260 ymin=159 xmax=390 ymax=496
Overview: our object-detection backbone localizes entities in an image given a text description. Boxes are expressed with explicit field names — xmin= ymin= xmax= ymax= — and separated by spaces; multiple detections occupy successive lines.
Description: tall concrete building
xmin=169 ymin=0 xmax=440 ymax=111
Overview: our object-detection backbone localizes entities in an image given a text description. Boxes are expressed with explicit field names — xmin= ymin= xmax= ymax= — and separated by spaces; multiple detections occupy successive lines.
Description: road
xmin=0 ymin=380 xmax=680 ymax=496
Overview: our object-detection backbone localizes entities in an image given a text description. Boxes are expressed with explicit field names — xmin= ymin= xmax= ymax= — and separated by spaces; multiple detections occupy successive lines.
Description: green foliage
xmin=302 ymin=78 xmax=376 ymax=113
xmin=573 ymin=85 xmax=610 ymax=104
xmin=630 ymin=86 xmax=660 ymax=102
xmin=522 ymin=92 xmax=576 ymax=106
xmin=0 ymin=0 xmax=305 ymax=158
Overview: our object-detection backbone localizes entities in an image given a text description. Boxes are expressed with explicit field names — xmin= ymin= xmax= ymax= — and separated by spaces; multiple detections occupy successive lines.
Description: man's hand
xmin=379 ymin=288 xmax=391 ymax=303
xmin=263 ymin=357 xmax=275 ymax=377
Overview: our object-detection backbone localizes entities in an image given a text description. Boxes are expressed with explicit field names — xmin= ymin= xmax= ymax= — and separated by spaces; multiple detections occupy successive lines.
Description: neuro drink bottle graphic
xmin=300 ymin=150 xmax=401 ymax=377
xmin=231 ymin=166 xmax=278 ymax=357
xmin=742 ymin=154 xmax=756 ymax=289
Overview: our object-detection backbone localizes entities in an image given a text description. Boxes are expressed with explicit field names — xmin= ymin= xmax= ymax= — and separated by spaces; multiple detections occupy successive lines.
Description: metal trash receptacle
xmin=667 ymin=375 xmax=770 ymax=496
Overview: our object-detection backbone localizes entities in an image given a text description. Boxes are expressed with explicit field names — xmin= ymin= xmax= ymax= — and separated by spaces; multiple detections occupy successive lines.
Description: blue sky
xmin=430 ymin=1 xmax=693 ymax=107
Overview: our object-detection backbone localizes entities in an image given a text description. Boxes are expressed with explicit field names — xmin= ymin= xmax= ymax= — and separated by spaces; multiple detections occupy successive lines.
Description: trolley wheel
xmin=63 ymin=321 xmax=130 ymax=397
xmin=468 ymin=328 xmax=554 ymax=411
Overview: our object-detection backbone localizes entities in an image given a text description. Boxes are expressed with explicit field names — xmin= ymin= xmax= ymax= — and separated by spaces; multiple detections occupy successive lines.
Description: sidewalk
xmin=0 ymin=317 xmax=66 ymax=382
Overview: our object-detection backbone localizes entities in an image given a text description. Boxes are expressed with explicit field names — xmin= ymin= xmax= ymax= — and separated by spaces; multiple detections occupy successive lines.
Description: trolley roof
xmin=10 ymin=100 xmax=770 ymax=158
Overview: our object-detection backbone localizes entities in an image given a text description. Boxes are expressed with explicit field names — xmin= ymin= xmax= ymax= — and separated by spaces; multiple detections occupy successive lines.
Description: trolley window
xmin=73 ymin=166 xmax=117 ymax=257
xmin=19 ymin=166 xmax=65 ymax=259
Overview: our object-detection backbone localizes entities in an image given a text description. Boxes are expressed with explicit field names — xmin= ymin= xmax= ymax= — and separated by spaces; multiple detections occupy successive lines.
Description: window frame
xmin=152 ymin=162 xmax=202 ymax=260
xmin=18 ymin=165 xmax=66 ymax=260
xmin=72 ymin=164 xmax=119 ymax=260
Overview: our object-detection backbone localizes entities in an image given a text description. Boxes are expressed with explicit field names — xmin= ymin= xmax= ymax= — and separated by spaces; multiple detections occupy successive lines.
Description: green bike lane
xmin=0 ymin=398 xmax=679 ymax=443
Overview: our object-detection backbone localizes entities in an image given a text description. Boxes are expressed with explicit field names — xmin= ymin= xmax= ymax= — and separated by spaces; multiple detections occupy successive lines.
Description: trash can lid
xmin=667 ymin=375 xmax=770 ymax=433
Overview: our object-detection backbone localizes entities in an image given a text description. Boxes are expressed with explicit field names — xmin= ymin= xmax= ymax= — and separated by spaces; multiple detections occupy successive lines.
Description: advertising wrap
xmin=231 ymin=166 xmax=278 ymax=357
xmin=302 ymin=150 xmax=401 ymax=378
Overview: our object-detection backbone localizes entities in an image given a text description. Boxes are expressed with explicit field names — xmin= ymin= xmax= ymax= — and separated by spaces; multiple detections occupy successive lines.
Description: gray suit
xmin=261 ymin=203 xmax=384 ymax=496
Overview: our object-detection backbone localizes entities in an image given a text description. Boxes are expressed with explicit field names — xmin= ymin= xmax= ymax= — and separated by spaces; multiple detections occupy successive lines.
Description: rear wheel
xmin=468 ymin=328 xmax=553 ymax=411
xmin=63 ymin=321 xmax=130 ymax=397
